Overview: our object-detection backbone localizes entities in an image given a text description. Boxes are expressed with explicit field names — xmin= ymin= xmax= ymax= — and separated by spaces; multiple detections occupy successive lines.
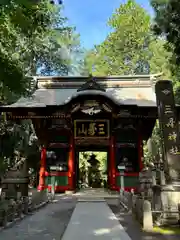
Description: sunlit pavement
xmin=73 ymin=188 xmax=119 ymax=198
xmin=0 ymin=189 xmax=178 ymax=240
xmin=62 ymin=202 xmax=131 ymax=240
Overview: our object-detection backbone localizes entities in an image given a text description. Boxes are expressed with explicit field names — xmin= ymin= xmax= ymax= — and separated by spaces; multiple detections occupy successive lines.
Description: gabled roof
xmin=77 ymin=76 xmax=106 ymax=92
xmin=1 ymin=74 xmax=163 ymax=108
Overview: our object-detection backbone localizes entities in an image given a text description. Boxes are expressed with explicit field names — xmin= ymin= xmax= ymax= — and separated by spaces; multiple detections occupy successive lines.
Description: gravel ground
xmin=0 ymin=195 xmax=77 ymax=240
xmin=108 ymin=202 xmax=180 ymax=240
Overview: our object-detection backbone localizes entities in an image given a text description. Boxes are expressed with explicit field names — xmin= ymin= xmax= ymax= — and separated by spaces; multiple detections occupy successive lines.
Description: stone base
xmin=160 ymin=184 xmax=180 ymax=225
xmin=161 ymin=185 xmax=180 ymax=206
xmin=161 ymin=182 xmax=180 ymax=191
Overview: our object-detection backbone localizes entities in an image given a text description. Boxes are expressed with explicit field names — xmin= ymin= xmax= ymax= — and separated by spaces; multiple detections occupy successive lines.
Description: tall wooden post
xmin=155 ymin=80 xmax=180 ymax=186
xmin=68 ymin=135 xmax=75 ymax=191
xmin=37 ymin=146 xmax=46 ymax=191
xmin=109 ymin=135 xmax=116 ymax=190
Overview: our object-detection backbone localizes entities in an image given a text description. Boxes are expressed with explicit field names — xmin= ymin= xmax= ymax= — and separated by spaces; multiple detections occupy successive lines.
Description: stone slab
xmin=62 ymin=202 xmax=131 ymax=240
xmin=78 ymin=199 xmax=106 ymax=202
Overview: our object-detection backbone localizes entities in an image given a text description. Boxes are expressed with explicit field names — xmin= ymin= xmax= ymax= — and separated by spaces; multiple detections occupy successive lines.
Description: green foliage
xmin=79 ymin=152 xmax=107 ymax=172
xmin=79 ymin=152 xmax=107 ymax=187
xmin=143 ymin=120 xmax=162 ymax=165
xmin=83 ymin=0 xmax=171 ymax=78
xmin=0 ymin=118 xmax=40 ymax=175
xmin=151 ymin=0 xmax=180 ymax=65
xmin=0 ymin=1 xmax=82 ymax=178
xmin=0 ymin=0 xmax=81 ymax=99
xmin=106 ymin=0 xmax=151 ymax=74
xmin=150 ymin=0 xmax=180 ymax=103
xmin=149 ymin=39 xmax=172 ymax=78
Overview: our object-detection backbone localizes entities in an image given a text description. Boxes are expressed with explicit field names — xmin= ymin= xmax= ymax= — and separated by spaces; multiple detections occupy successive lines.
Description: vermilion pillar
xmin=37 ymin=146 xmax=46 ymax=191
xmin=109 ymin=136 xmax=116 ymax=190
xmin=68 ymin=135 xmax=75 ymax=190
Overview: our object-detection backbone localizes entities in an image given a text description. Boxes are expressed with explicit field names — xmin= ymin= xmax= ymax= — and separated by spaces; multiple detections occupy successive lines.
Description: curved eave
xmin=0 ymin=89 xmax=158 ymax=112
xmin=63 ymin=90 xmax=128 ymax=108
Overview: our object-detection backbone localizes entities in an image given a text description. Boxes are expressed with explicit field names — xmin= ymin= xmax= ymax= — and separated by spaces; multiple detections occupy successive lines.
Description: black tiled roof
xmin=1 ymin=75 xmax=159 ymax=108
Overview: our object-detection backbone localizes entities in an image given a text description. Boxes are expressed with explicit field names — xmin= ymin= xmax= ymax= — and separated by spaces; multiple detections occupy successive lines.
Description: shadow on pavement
xmin=0 ymin=196 xmax=77 ymax=240
xmin=108 ymin=204 xmax=179 ymax=240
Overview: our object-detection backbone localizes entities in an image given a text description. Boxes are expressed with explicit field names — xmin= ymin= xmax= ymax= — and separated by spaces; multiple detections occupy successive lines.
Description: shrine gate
xmin=1 ymin=74 xmax=179 ymax=192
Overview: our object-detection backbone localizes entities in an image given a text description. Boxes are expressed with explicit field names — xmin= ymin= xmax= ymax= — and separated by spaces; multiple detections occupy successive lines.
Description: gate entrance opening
xmin=75 ymin=151 xmax=108 ymax=190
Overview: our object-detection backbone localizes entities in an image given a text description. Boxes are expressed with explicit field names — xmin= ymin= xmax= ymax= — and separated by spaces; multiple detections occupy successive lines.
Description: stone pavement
xmin=62 ymin=201 xmax=131 ymax=240
xmin=0 ymin=195 xmax=77 ymax=240
xmin=74 ymin=187 xmax=119 ymax=199
xmin=0 ymin=188 xmax=180 ymax=240
xmin=109 ymin=203 xmax=180 ymax=240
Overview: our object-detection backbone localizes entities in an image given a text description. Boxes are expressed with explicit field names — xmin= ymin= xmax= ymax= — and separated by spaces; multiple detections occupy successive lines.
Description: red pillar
xmin=109 ymin=136 xmax=116 ymax=190
xmin=68 ymin=135 xmax=75 ymax=191
xmin=37 ymin=146 xmax=46 ymax=191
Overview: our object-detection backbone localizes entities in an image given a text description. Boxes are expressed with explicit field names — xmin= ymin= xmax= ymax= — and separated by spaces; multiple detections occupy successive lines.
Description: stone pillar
xmin=152 ymin=167 xmax=157 ymax=186
xmin=155 ymin=80 xmax=180 ymax=185
xmin=155 ymin=80 xmax=180 ymax=216
xmin=143 ymin=200 xmax=153 ymax=231
xmin=139 ymin=168 xmax=152 ymax=197
xmin=37 ymin=146 xmax=46 ymax=191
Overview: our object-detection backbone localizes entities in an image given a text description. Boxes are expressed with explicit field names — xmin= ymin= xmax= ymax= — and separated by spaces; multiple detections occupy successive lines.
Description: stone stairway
xmin=74 ymin=188 xmax=119 ymax=202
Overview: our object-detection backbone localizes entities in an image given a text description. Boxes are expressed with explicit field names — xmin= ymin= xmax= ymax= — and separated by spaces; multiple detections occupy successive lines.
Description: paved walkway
xmin=1 ymin=188 xmax=179 ymax=240
xmin=62 ymin=201 xmax=131 ymax=240
xmin=74 ymin=188 xmax=119 ymax=199
xmin=0 ymin=195 xmax=76 ymax=240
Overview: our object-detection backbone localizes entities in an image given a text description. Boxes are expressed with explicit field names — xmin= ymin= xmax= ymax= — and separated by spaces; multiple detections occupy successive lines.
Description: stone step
xmin=74 ymin=193 xmax=119 ymax=197
xmin=78 ymin=199 xmax=106 ymax=202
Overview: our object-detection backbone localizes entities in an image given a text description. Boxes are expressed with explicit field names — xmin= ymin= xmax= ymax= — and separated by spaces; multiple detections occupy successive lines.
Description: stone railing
xmin=0 ymin=190 xmax=49 ymax=229
xmin=119 ymin=190 xmax=153 ymax=231
xmin=140 ymin=166 xmax=180 ymax=226
xmin=119 ymin=165 xmax=180 ymax=229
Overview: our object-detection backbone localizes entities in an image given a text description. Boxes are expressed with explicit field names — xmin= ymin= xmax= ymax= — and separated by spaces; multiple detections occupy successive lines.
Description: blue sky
xmin=62 ymin=0 xmax=153 ymax=49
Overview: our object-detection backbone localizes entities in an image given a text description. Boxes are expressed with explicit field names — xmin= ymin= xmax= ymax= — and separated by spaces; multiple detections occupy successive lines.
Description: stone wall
xmin=0 ymin=190 xmax=50 ymax=230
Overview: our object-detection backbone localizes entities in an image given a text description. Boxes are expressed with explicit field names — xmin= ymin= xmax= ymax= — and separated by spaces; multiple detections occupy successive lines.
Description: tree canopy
xmin=151 ymin=0 xmax=180 ymax=65
xmin=0 ymin=0 xmax=81 ymax=101
xmin=83 ymin=0 xmax=171 ymax=78
xmin=150 ymin=0 xmax=180 ymax=103
xmin=0 ymin=0 xmax=81 ymax=181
